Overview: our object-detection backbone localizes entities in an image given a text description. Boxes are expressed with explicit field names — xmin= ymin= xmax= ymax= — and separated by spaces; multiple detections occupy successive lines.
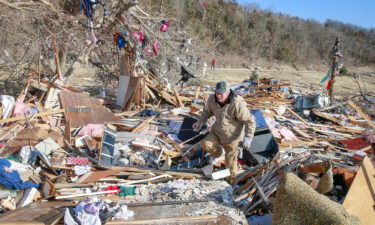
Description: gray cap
xmin=214 ymin=81 xmax=230 ymax=94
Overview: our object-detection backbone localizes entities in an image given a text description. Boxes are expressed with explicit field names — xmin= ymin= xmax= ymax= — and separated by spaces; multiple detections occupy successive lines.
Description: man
xmin=193 ymin=81 xmax=256 ymax=185
xmin=250 ymin=67 xmax=260 ymax=86
xmin=211 ymin=58 xmax=216 ymax=70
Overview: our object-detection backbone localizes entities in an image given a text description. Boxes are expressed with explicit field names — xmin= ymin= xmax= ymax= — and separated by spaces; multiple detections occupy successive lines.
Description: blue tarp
xmin=0 ymin=158 xmax=39 ymax=190
xmin=251 ymin=109 xmax=268 ymax=129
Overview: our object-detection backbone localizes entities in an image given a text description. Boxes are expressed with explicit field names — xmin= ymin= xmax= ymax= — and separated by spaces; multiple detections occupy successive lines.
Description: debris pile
xmin=0 ymin=70 xmax=374 ymax=224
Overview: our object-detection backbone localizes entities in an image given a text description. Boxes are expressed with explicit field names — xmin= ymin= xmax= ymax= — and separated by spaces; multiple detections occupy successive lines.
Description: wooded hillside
xmin=155 ymin=0 xmax=375 ymax=67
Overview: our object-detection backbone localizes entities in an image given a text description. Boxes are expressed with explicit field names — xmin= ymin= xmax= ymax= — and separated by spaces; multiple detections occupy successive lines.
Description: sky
xmin=236 ymin=0 xmax=374 ymax=29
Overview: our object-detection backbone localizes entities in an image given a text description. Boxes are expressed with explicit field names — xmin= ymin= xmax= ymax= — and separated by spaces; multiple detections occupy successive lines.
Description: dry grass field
xmin=202 ymin=68 xmax=375 ymax=97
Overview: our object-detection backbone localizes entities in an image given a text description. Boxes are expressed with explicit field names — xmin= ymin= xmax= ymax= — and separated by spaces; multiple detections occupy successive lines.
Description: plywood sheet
xmin=59 ymin=91 xmax=118 ymax=127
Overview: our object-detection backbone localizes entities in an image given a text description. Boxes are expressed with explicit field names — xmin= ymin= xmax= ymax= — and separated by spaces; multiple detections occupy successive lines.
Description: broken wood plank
xmin=347 ymin=100 xmax=375 ymax=129
xmin=195 ymin=86 xmax=201 ymax=99
xmin=132 ymin=116 xmax=155 ymax=133
xmin=0 ymin=109 xmax=65 ymax=124
xmin=312 ymin=109 xmax=343 ymax=125
xmin=44 ymin=87 xmax=55 ymax=109
xmin=55 ymin=190 xmax=118 ymax=199
xmin=343 ymin=157 xmax=375 ymax=225
xmin=173 ymin=89 xmax=184 ymax=107
xmin=248 ymin=83 xmax=290 ymax=90
xmin=285 ymin=106 xmax=310 ymax=126
xmin=35 ymin=101 xmax=49 ymax=123
xmin=245 ymin=97 xmax=293 ymax=103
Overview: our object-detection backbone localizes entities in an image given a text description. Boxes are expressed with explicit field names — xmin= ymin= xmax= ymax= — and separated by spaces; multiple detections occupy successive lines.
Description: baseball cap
xmin=214 ymin=81 xmax=230 ymax=94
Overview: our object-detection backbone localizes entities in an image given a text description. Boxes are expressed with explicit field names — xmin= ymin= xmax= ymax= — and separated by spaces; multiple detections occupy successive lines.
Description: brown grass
xmin=202 ymin=68 xmax=375 ymax=97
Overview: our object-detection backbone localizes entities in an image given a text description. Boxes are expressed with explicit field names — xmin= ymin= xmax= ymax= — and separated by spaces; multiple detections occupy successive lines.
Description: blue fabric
xmin=0 ymin=158 xmax=39 ymax=190
xmin=251 ymin=109 xmax=268 ymax=129
xmin=139 ymin=109 xmax=158 ymax=117
xmin=116 ymin=31 xmax=127 ymax=50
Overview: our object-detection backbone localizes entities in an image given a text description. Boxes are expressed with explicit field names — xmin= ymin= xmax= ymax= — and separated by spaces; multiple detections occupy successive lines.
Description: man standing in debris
xmin=249 ymin=67 xmax=260 ymax=86
xmin=192 ymin=81 xmax=256 ymax=185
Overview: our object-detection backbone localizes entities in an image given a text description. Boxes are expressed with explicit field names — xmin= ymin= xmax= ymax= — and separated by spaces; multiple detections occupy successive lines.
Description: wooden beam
xmin=173 ymin=89 xmax=184 ymax=107
xmin=343 ymin=157 xmax=375 ymax=224
xmin=44 ymin=87 xmax=55 ymax=109
xmin=0 ymin=109 xmax=65 ymax=124
xmin=35 ymin=101 xmax=49 ymax=123
xmin=347 ymin=100 xmax=375 ymax=129
xmin=107 ymin=215 xmax=219 ymax=224
xmin=285 ymin=106 xmax=310 ymax=126
xmin=132 ymin=116 xmax=155 ymax=133
xmin=194 ymin=86 xmax=201 ymax=99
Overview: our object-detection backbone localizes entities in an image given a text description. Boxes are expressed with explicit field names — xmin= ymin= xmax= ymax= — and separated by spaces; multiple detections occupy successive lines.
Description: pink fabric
xmin=160 ymin=24 xmax=168 ymax=32
xmin=271 ymin=127 xmax=299 ymax=141
xmin=77 ymin=124 xmax=105 ymax=137
xmin=131 ymin=31 xmax=144 ymax=44
xmin=153 ymin=41 xmax=159 ymax=56
xmin=12 ymin=102 xmax=31 ymax=117
xmin=144 ymin=47 xmax=152 ymax=56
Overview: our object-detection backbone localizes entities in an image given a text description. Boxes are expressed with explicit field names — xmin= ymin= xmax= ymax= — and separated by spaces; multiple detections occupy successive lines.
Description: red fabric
xmin=238 ymin=159 xmax=246 ymax=165
xmin=339 ymin=138 xmax=369 ymax=150
xmin=113 ymin=32 xmax=119 ymax=44
xmin=212 ymin=59 xmax=216 ymax=66
xmin=104 ymin=185 xmax=121 ymax=194
xmin=326 ymin=80 xmax=334 ymax=90
xmin=67 ymin=157 xmax=90 ymax=165
xmin=153 ymin=41 xmax=159 ymax=56
xmin=202 ymin=1 xmax=207 ymax=7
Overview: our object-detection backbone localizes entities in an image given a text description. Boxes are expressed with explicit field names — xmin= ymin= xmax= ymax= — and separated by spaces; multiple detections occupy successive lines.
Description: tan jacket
xmin=198 ymin=91 xmax=256 ymax=144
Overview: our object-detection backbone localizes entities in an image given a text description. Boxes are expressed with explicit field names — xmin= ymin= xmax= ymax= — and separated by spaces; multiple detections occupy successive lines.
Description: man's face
xmin=215 ymin=91 xmax=230 ymax=103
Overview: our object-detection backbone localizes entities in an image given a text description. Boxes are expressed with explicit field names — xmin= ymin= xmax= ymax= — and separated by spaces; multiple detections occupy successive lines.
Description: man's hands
xmin=243 ymin=136 xmax=253 ymax=150
xmin=192 ymin=121 xmax=203 ymax=131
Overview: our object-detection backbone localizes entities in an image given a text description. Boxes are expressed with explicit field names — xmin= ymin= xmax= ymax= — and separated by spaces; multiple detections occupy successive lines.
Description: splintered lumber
xmin=285 ymin=106 xmax=309 ymax=126
xmin=64 ymin=119 xmax=71 ymax=145
xmin=312 ymin=109 xmax=343 ymax=125
xmin=35 ymin=101 xmax=49 ymax=123
xmin=249 ymin=83 xmax=290 ymax=90
xmin=117 ymin=167 xmax=203 ymax=179
xmin=160 ymin=91 xmax=178 ymax=106
xmin=0 ymin=109 xmax=65 ymax=124
xmin=107 ymin=215 xmax=221 ymax=224
xmin=343 ymin=157 xmax=375 ymax=225
xmin=245 ymin=97 xmax=293 ymax=103
xmin=55 ymin=190 xmax=118 ymax=199
xmin=334 ymin=126 xmax=364 ymax=135
xmin=44 ymin=87 xmax=55 ymax=109
xmin=0 ymin=123 xmax=21 ymax=141
xmin=132 ymin=116 xmax=155 ymax=133
xmin=114 ymin=110 xmax=140 ymax=117
xmin=347 ymin=100 xmax=375 ymax=129
xmin=173 ymin=89 xmax=184 ymax=107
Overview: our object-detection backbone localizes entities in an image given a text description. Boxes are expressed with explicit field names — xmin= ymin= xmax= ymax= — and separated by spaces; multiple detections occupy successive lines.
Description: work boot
xmin=225 ymin=175 xmax=237 ymax=186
